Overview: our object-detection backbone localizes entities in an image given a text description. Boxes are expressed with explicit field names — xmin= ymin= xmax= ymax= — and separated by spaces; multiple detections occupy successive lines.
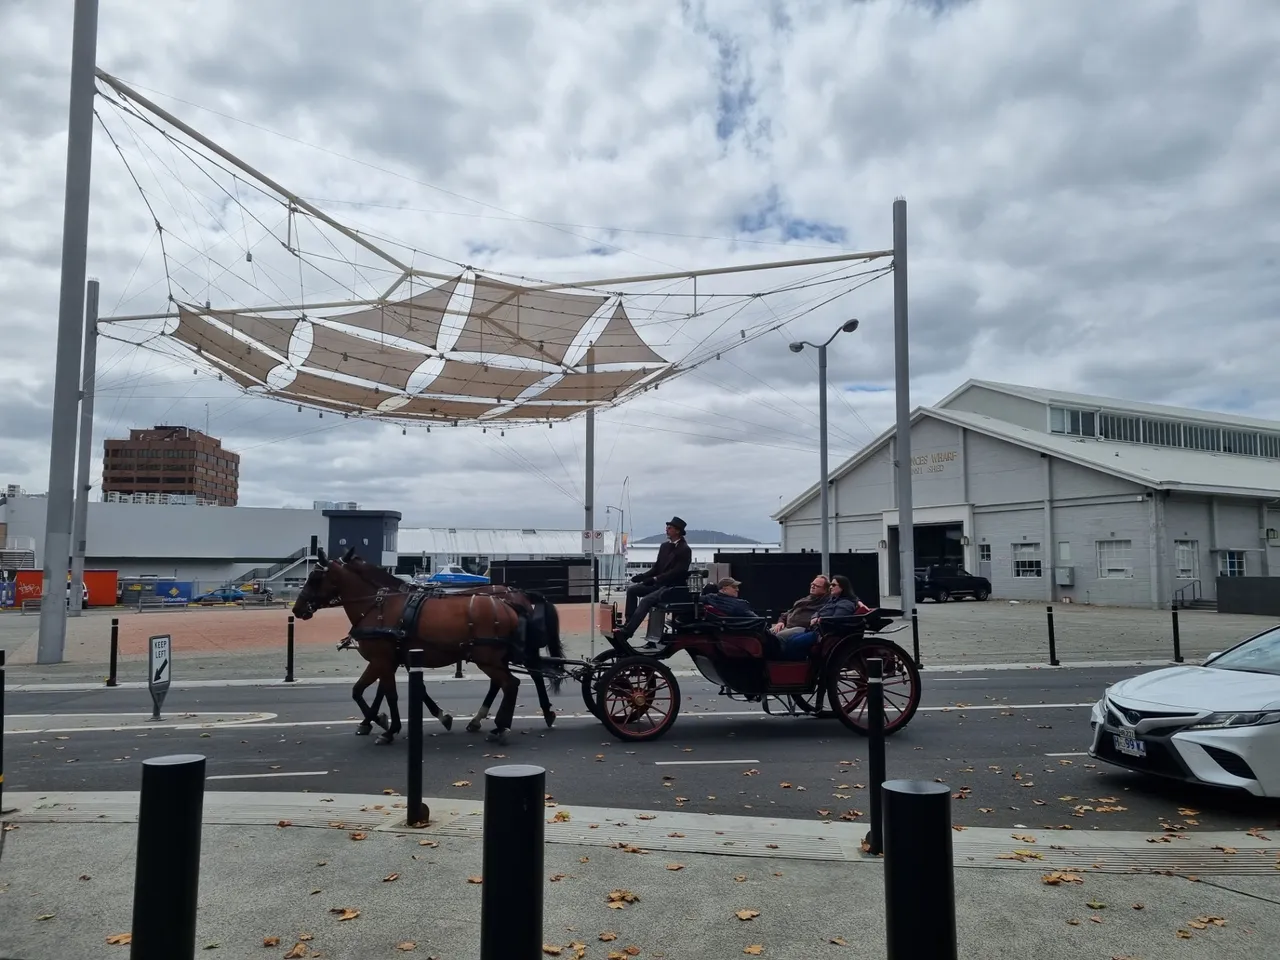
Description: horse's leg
xmin=375 ymin=672 xmax=402 ymax=745
xmin=352 ymin=661 xmax=388 ymax=735
xmin=479 ymin=655 xmax=520 ymax=745
xmin=421 ymin=685 xmax=454 ymax=732
xmin=465 ymin=679 xmax=500 ymax=733
xmin=531 ymin=670 xmax=556 ymax=728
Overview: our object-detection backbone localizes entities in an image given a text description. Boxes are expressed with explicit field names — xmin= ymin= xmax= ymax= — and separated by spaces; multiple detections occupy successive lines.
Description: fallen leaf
xmin=106 ymin=934 xmax=132 ymax=945
xmin=452 ymin=780 xmax=471 ymax=787
xmin=1176 ymin=930 xmax=1193 ymax=939
xmin=623 ymin=949 xmax=641 ymax=957
xmin=552 ymin=810 xmax=572 ymax=822
xmin=952 ymin=825 xmax=967 ymax=832
xmin=298 ymin=934 xmax=313 ymax=942
xmin=635 ymin=814 xmax=657 ymax=821
xmin=203 ymin=944 xmax=220 ymax=951
xmin=734 ymin=875 xmax=747 ymax=882
xmin=284 ymin=945 xmax=308 ymax=959
xmin=1087 ymin=900 xmax=1107 ymax=909
xmin=1012 ymin=833 xmax=1037 ymax=843
xmin=780 ymin=782 xmax=792 ymax=788
xmin=828 ymin=936 xmax=848 ymax=945
xmin=606 ymin=889 xmax=639 ymax=908
xmin=1177 ymin=807 xmax=1200 ymax=816
xmin=736 ymin=909 xmax=760 ymax=921
xmin=349 ymin=832 xmax=367 ymax=842
xmin=468 ymin=876 xmax=483 ymax=884
xmin=264 ymin=937 xmax=281 ymax=947
xmin=744 ymin=947 xmax=763 ymax=956
xmin=419 ymin=840 xmax=438 ymax=848
xmin=579 ymin=857 xmax=590 ymax=863
xmin=667 ymin=832 xmax=685 ymax=838
xmin=383 ymin=873 xmax=400 ymax=883
xmin=1066 ymin=918 xmax=1081 ymax=926
xmin=277 ymin=820 xmax=292 ymax=828
xmin=1042 ymin=871 xmax=1084 ymax=885
xmin=599 ymin=932 xmax=618 ymax=941
xmin=666 ymin=863 xmax=685 ymax=871
xmin=1214 ymin=846 xmax=1238 ymax=855
xmin=329 ymin=908 xmax=360 ymax=921
xmin=543 ymin=947 xmax=563 ymax=956
xmin=35 ymin=914 xmax=55 ymax=921
xmin=396 ymin=944 xmax=417 ymax=952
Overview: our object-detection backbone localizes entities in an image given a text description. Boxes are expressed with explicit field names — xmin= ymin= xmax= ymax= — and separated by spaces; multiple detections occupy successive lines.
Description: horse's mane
xmin=343 ymin=553 xmax=409 ymax=591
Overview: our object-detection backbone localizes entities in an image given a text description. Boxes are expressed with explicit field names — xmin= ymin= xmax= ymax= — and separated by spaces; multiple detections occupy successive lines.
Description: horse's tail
xmin=534 ymin=596 xmax=564 ymax=694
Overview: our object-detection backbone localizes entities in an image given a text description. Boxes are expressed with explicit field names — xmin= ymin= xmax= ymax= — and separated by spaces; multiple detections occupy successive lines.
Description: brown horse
xmin=341 ymin=554 xmax=560 ymax=732
xmin=291 ymin=548 xmax=563 ymax=744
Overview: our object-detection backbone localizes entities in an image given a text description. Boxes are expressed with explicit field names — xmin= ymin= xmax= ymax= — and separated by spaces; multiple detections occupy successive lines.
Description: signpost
xmin=148 ymin=634 xmax=171 ymax=720
xmin=583 ymin=530 xmax=603 ymax=656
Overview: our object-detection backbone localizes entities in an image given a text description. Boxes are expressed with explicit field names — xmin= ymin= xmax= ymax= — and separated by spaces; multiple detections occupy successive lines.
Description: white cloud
xmin=2 ymin=0 xmax=1278 ymax=541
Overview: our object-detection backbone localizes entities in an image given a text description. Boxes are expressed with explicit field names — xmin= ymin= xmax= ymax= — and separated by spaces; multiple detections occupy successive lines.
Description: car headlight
xmin=1188 ymin=711 xmax=1280 ymax=730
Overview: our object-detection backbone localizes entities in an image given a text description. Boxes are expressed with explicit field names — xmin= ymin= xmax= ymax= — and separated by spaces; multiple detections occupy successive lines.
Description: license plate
xmin=1113 ymin=734 xmax=1146 ymax=758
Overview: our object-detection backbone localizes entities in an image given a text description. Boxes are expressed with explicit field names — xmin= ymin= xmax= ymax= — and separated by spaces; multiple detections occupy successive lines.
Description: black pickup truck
xmin=915 ymin=563 xmax=991 ymax=602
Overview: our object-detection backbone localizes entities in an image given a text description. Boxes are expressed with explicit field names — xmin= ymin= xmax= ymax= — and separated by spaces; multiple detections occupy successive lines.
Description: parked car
xmin=194 ymin=587 xmax=246 ymax=604
xmin=915 ymin=563 xmax=991 ymax=602
xmin=420 ymin=564 xmax=490 ymax=586
xmin=64 ymin=582 xmax=89 ymax=608
xmin=1088 ymin=623 xmax=1280 ymax=797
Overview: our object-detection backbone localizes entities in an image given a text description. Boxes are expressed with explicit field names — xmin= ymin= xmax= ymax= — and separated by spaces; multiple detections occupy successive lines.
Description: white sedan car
xmin=1089 ymin=624 xmax=1280 ymax=798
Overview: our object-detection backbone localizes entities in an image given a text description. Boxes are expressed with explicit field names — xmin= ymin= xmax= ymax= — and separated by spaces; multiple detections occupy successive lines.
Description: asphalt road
xmin=6 ymin=666 xmax=1278 ymax=834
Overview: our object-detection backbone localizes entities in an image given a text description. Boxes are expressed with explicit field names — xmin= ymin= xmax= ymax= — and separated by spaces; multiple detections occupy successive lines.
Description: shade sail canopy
xmin=326 ymin=277 xmax=458 ymax=350
xmin=535 ymin=366 xmax=653 ymax=402
xmin=420 ymin=360 xmax=549 ymax=401
xmin=589 ymin=303 xmax=666 ymax=365
xmin=450 ymin=276 xmax=609 ymax=364
xmin=491 ymin=403 xmax=592 ymax=420
xmin=392 ymin=396 xmax=499 ymax=420
xmin=304 ymin=323 xmax=427 ymax=391
xmin=172 ymin=309 xmax=287 ymax=384
xmin=276 ymin=371 xmax=392 ymax=407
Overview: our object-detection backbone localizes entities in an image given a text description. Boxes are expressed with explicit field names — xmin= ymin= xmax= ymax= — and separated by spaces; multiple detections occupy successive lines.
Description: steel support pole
xmin=1172 ymin=608 xmax=1183 ymax=664
xmin=129 ymin=754 xmax=205 ymax=960
xmin=69 ymin=279 xmax=99 ymax=617
xmin=106 ymin=617 xmax=118 ymax=686
xmin=284 ymin=615 xmax=295 ymax=682
xmin=865 ymin=657 xmax=885 ymax=856
xmin=1 ymin=650 xmax=7 ymax=814
xmin=818 ymin=342 xmax=830 ymax=575
xmin=406 ymin=650 xmax=429 ymax=826
xmin=480 ymin=764 xmax=546 ymax=960
xmin=892 ymin=199 xmax=915 ymax=614
xmin=883 ymin=780 xmax=957 ymax=960
xmin=1047 ymin=605 xmax=1060 ymax=666
xmin=585 ymin=390 xmax=596 ymax=658
xmin=37 ymin=0 xmax=99 ymax=664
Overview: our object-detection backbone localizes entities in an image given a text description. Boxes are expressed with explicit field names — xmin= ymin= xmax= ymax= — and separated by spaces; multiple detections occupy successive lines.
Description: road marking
xmin=945 ymin=678 xmax=991 ymax=682
xmin=207 ymin=770 xmax=329 ymax=781
xmin=1045 ymin=752 xmax=1090 ymax=757
xmin=653 ymin=759 xmax=761 ymax=766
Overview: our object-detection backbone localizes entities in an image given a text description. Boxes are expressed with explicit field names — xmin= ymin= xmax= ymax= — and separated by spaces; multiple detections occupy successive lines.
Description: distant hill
xmin=635 ymin=529 xmax=760 ymax=544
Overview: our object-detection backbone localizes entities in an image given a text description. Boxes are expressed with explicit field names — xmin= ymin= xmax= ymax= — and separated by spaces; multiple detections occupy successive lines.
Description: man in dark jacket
xmin=614 ymin=516 xmax=692 ymax=643
xmin=770 ymin=574 xmax=829 ymax=639
xmin=703 ymin=577 xmax=760 ymax=619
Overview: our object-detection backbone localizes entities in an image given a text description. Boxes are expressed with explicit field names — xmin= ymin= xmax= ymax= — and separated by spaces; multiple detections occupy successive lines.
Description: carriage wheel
xmin=825 ymin=641 xmax=922 ymax=735
xmin=792 ymin=692 xmax=835 ymax=718
xmin=597 ymin=656 xmax=681 ymax=742
xmin=581 ymin=649 xmax=620 ymax=720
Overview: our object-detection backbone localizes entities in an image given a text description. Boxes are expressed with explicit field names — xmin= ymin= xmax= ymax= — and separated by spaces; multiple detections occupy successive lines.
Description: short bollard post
xmin=480 ymin=765 xmax=546 ymax=960
xmin=406 ymin=650 xmax=429 ymax=826
xmin=883 ymin=780 xmax=958 ymax=960
xmin=910 ymin=607 xmax=922 ymax=669
xmin=1 ymin=650 xmax=7 ymax=814
xmin=106 ymin=618 xmax=119 ymax=687
xmin=129 ymin=754 xmax=206 ymax=960
xmin=454 ymin=659 xmax=463 ymax=679
xmin=1046 ymin=605 xmax=1060 ymax=666
xmin=1171 ymin=609 xmax=1184 ymax=664
xmin=284 ymin=615 xmax=296 ymax=683
xmin=865 ymin=657 xmax=886 ymax=856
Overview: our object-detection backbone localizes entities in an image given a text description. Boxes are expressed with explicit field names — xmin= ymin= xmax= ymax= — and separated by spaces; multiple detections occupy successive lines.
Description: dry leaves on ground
xmin=396 ymin=944 xmax=417 ymax=952
xmin=997 ymin=850 xmax=1044 ymax=862
xmin=1188 ymin=916 xmax=1227 ymax=930
xmin=543 ymin=946 xmax=563 ymax=956
xmin=349 ymin=832 xmax=367 ymax=842
xmin=1011 ymin=833 xmax=1037 ymax=844
xmin=329 ymin=908 xmax=360 ymax=922
xmin=277 ymin=820 xmax=293 ymax=828
xmin=599 ymin=932 xmax=618 ymax=942
xmin=666 ymin=864 xmax=685 ymax=871
xmin=383 ymin=873 xmax=400 ymax=883
xmin=419 ymin=840 xmax=439 ymax=848
xmin=467 ymin=876 xmax=483 ymax=884
xmin=1042 ymin=872 xmax=1085 ymax=885
xmin=552 ymin=810 xmax=572 ymax=822
xmin=1214 ymin=845 xmax=1238 ymax=855
xmin=744 ymin=946 xmax=764 ymax=955
xmin=264 ymin=935 xmax=281 ymax=946
xmin=736 ymin=909 xmax=760 ymax=921
xmin=284 ymin=945 xmax=309 ymax=959
xmin=828 ymin=936 xmax=848 ymax=946
xmin=106 ymin=934 xmax=132 ymax=946
xmin=35 ymin=914 xmax=55 ymax=921
xmin=606 ymin=890 xmax=639 ymax=909
xmin=452 ymin=780 xmax=471 ymax=787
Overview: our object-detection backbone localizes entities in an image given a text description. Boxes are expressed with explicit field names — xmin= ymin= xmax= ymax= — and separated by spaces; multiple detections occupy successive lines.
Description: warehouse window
xmin=1219 ymin=550 xmax=1247 ymax=578
xmin=1049 ymin=407 xmax=1096 ymax=437
xmin=1012 ymin=542 xmax=1042 ymax=578
xmin=1221 ymin=430 xmax=1258 ymax=456
xmin=1096 ymin=539 xmax=1133 ymax=578
xmin=1174 ymin=540 xmax=1199 ymax=580
xmin=1140 ymin=419 xmax=1181 ymax=447
xmin=1099 ymin=413 xmax=1140 ymax=443
xmin=978 ymin=544 xmax=991 ymax=563
xmin=1183 ymin=424 xmax=1220 ymax=452
xmin=1262 ymin=434 xmax=1280 ymax=459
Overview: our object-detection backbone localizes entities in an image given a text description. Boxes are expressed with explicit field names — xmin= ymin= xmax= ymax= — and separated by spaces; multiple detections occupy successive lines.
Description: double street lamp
xmin=790 ymin=318 xmax=860 ymax=576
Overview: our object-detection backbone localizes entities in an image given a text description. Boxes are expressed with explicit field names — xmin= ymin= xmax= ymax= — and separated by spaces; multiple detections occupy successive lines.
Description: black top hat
xmin=666 ymin=516 xmax=687 ymax=532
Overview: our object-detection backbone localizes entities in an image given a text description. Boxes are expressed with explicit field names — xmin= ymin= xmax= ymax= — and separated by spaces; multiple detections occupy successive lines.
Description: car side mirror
xmin=1204 ymin=652 xmax=1220 ymax=663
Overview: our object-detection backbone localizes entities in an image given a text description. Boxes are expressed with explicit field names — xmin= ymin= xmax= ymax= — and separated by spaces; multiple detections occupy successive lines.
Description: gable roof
xmin=773 ymin=405 xmax=1280 ymax=521
xmin=938 ymin=379 xmax=1280 ymax=434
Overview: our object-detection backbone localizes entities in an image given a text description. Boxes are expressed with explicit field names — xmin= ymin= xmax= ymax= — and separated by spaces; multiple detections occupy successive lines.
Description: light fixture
xmin=878 ymin=539 xmax=888 ymax=550
xmin=788 ymin=342 xmax=804 ymax=353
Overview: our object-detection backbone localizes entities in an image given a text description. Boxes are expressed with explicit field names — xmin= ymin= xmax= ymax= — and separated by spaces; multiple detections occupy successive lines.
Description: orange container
xmin=10 ymin=569 xmax=119 ymax=607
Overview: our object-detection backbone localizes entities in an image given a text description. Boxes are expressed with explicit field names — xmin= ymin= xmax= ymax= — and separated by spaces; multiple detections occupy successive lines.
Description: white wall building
xmin=774 ymin=380 xmax=1280 ymax=609
xmin=396 ymin=526 xmax=625 ymax=581
xmin=624 ymin=540 xmax=781 ymax=576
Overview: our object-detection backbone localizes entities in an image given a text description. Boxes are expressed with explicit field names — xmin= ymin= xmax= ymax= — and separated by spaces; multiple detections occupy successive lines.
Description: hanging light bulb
xmin=402 ymin=427 xmax=407 ymax=436
xmin=296 ymin=405 xmax=302 ymax=412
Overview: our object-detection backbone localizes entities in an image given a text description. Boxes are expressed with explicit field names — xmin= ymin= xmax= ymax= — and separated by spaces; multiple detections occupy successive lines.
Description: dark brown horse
xmin=291 ymin=548 xmax=563 ymax=744
xmin=341 ymin=554 xmax=560 ymax=732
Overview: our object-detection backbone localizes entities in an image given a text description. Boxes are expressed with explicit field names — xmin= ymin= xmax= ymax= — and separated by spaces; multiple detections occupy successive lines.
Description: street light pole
xmin=791 ymin=318 xmax=859 ymax=578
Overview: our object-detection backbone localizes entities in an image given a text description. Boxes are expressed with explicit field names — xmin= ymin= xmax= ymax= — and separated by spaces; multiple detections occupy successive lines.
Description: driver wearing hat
xmin=613 ymin=515 xmax=692 ymax=645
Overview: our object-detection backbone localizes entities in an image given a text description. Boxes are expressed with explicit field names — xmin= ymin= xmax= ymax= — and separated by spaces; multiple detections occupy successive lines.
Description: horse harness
xmin=345 ymin=581 xmax=529 ymax=663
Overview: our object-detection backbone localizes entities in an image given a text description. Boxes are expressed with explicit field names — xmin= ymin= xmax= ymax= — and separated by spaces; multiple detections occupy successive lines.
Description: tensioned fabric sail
xmin=326 ymin=277 xmax=459 ymax=350
xmin=171 ymin=309 xmax=289 ymax=384
xmin=303 ymin=323 xmax=427 ymax=391
xmin=450 ymin=276 xmax=609 ymax=365
xmin=589 ymin=303 xmax=666 ymax=365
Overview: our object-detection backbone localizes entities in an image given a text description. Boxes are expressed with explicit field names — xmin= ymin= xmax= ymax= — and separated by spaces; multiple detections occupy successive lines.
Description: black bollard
xmin=129 ymin=754 xmax=206 ymax=960
xmin=865 ymin=657 xmax=886 ymax=856
xmin=284 ymin=615 xmax=295 ymax=683
xmin=406 ymin=650 xmax=429 ymax=826
xmin=910 ymin=607 xmax=922 ymax=669
xmin=106 ymin=617 xmax=119 ymax=687
xmin=1046 ymin=605 xmax=1060 ymax=666
xmin=0 ymin=650 xmax=6 ymax=814
xmin=480 ymin=765 xmax=546 ymax=960
xmin=883 ymin=780 xmax=958 ymax=960
xmin=454 ymin=658 xmax=463 ymax=679
xmin=1171 ymin=609 xmax=1184 ymax=664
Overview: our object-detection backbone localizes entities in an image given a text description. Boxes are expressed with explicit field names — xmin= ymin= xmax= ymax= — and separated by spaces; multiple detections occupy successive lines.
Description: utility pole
xmin=892 ymin=198 xmax=915 ymax=613
xmin=69 ymin=279 xmax=100 ymax=617
xmin=38 ymin=0 xmax=100 ymax=662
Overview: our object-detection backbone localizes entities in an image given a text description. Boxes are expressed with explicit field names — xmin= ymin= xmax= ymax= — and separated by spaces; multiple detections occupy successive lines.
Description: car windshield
xmin=1209 ymin=626 xmax=1280 ymax=675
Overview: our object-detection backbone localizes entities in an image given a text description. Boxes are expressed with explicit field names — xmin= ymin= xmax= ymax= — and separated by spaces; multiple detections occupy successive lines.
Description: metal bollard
xmin=106 ymin=617 xmax=119 ymax=687
xmin=284 ymin=615 xmax=296 ymax=683
xmin=1171 ymin=609 xmax=1184 ymax=664
xmin=129 ymin=754 xmax=206 ymax=960
xmin=865 ymin=657 xmax=886 ymax=856
xmin=910 ymin=607 xmax=922 ymax=669
xmin=406 ymin=650 xmax=429 ymax=826
xmin=1 ymin=650 xmax=7 ymax=814
xmin=1046 ymin=605 xmax=1060 ymax=666
xmin=883 ymin=780 xmax=958 ymax=960
xmin=454 ymin=659 xmax=463 ymax=679
xmin=480 ymin=765 xmax=546 ymax=960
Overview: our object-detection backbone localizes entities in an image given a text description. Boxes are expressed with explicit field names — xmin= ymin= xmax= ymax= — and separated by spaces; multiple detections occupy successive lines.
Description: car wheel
xmin=936 ymin=590 xmax=950 ymax=602
xmin=974 ymin=589 xmax=989 ymax=601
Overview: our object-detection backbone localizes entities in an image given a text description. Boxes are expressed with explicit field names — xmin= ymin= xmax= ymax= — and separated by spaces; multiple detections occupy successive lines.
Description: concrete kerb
xmin=0 ymin=658 xmax=1189 ymax=693
xmin=4 ymin=790 xmax=1277 ymax=877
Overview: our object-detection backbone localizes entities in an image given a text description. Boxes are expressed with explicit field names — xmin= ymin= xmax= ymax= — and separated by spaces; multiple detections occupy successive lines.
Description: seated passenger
xmin=771 ymin=574 xmax=829 ymax=639
xmin=702 ymin=577 xmax=760 ymax=620
xmin=778 ymin=574 xmax=861 ymax=659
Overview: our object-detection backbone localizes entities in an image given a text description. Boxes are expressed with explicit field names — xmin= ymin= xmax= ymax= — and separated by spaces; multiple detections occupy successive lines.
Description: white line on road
xmin=206 ymin=770 xmax=329 ymax=781
xmin=653 ymin=759 xmax=761 ymax=766
xmin=1045 ymin=752 xmax=1090 ymax=757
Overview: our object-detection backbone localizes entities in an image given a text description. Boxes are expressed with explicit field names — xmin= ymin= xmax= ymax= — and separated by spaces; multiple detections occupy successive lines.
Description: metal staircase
xmin=1 ymin=537 xmax=36 ymax=570
xmin=216 ymin=547 xmax=312 ymax=590
xmin=1173 ymin=580 xmax=1216 ymax=612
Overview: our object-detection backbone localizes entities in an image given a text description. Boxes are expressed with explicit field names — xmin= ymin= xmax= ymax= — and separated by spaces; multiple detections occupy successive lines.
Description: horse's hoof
xmin=440 ymin=713 xmax=454 ymax=732
xmin=466 ymin=720 xmax=482 ymax=733
xmin=355 ymin=723 xmax=372 ymax=736
xmin=485 ymin=728 xmax=509 ymax=745
xmin=543 ymin=710 xmax=556 ymax=728
xmin=375 ymin=732 xmax=395 ymax=745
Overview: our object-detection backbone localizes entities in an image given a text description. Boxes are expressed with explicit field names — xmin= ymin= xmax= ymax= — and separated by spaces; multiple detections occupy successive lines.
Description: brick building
xmin=102 ymin=425 xmax=240 ymax=506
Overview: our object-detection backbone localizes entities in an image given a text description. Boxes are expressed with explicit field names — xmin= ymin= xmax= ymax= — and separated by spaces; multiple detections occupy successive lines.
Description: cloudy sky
xmin=2 ymin=0 xmax=1278 ymax=542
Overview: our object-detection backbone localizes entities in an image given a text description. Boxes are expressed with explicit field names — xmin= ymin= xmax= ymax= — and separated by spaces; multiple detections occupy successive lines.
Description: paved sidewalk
xmin=3 ymin=790 xmax=1277 ymax=959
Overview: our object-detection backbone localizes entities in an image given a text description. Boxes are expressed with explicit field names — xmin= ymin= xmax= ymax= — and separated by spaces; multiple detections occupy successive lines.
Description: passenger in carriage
xmin=778 ymin=574 xmax=861 ymax=658
xmin=770 ymin=574 xmax=830 ymax=640
xmin=702 ymin=577 xmax=760 ymax=619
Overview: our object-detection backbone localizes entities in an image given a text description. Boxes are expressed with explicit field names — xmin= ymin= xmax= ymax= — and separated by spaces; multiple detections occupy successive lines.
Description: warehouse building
xmin=395 ymin=526 xmax=625 ymax=583
xmin=773 ymin=380 xmax=1280 ymax=609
